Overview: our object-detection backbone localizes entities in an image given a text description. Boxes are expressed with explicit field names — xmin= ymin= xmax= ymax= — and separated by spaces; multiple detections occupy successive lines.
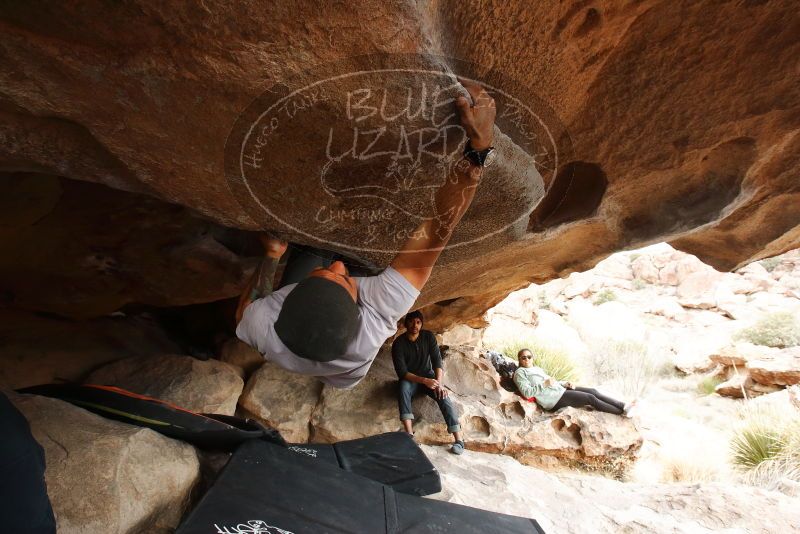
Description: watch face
xmin=483 ymin=149 xmax=497 ymax=167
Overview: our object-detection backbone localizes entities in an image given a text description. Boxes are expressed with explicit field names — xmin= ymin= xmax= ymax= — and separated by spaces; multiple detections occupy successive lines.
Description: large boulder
xmin=527 ymin=310 xmax=589 ymax=360
xmin=563 ymin=272 xmax=595 ymax=300
xmin=673 ymin=355 xmax=716 ymax=376
xmin=709 ymin=342 xmax=776 ymax=368
xmin=670 ymin=322 xmax=741 ymax=375
xmin=425 ymin=445 xmax=800 ymax=534
xmin=714 ymin=372 xmax=751 ymax=399
xmin=509 ymin=407 xmax=642 ymax=469
xmin=238 ymin=361 xmax=324 ymax=443
xmin=310 ymin=364 xmax=401 ymax=443
xmin=234 ymin=345 xmax=640 ymax=468
xmin=218 ymin=338 xmax=265 ymax=378
xmin=714 ymin=289 xmax=758 ymax=321
xmin=432 ymin=351 xmax=642 ymax=468
xmin=440 ymin=324 xmax=484 ymax=348
xmin=407 ymin=348 xmax=530 ymax=447
xmin=1 ymin=2 xmax=799 ymax=330
xmin=659 ymin=254 xmax=708 ymax=286
xmin=746 ymin=292 xmax=800 ymax=314
xmin=644 ymin=296 xmax=689 ymax=322
xmin=0 ymin=310 xmax=180 ymax=390
xmin=750 ymin=384 xmax=800 ymax=413
xmin=87 ymin=354 xmax=243 ymax=415
xmin=0 ymin=174 xmax=255 ymax=319
xmin=746 ymin=347 xmax=800 ymax=387
xmin=723 ymin=271 xmax=761 ymax=295
xmin=676 ymin=270 xmax=725 ymax=309
xmin=736 ymin=262 xmax=776 ymax=293
xmin=710 ymin=344 xmax=798 ymax=397
xmin=10 ymin=392 xmax=199 ymax=534
xmin=480 ymin=315 xmax=538 ymax=349
xmin=569 ymin=300 xmax=647 ymax=344
xmin=311 ymin=347 xmax=641 ymax=470
xmin=631 ymin=255 xmax=659 ymax=284
xmin=592 ymin=255 xmax=633 ymax=281
xmin=483 ymin=304 xmax=588 ymax=362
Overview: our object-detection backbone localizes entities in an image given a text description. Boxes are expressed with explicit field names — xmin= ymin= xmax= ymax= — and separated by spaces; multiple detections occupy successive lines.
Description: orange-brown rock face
xmin=1 ymin=1 xmax=798 ymax=326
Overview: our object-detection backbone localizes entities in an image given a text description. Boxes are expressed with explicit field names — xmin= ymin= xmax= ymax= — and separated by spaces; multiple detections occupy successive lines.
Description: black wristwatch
xmin=463 ymin=140 xmax=497 ymax=167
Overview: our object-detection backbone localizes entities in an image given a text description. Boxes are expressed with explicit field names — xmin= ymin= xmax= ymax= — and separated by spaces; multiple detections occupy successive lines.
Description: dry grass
xmin=660 ymin=449 xmax=727 ymax=483
xmin=632 ymin=426 xmax=731 ymax=484
xmin=585 ymin=339 xmax=663 ymax=398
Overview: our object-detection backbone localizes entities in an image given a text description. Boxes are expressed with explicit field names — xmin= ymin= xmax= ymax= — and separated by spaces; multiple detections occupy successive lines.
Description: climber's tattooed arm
xmin=250 ymin=256 xmax=280 ymax=300
xmin=236 ymin=235 xmax=288 ymax=323
xmin=390 ymin=77 xmax=495 ymax=291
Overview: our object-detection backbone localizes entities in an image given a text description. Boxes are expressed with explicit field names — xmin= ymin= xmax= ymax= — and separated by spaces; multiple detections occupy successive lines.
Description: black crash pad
xmin=18 ymin=383 xmax=284 ymax=450
xmin=287 ymin=432 xmax=441 ymax=496
xmin=177 ymin=439 xmax=545 ymax=534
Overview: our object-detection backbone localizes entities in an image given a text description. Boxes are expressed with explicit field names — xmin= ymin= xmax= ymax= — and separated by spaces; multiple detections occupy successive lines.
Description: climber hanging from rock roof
xmin=235 ymin=77 xmax=496 ymax=388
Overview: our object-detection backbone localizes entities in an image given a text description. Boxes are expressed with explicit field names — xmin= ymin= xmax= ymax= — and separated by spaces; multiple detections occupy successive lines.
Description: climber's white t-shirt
xmin=236 ymin=266 xmax=419 ymax=388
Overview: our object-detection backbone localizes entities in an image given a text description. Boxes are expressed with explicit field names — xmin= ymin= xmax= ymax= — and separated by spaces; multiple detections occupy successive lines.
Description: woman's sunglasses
xmin=519 ymin=355 xmax=532 ymax=360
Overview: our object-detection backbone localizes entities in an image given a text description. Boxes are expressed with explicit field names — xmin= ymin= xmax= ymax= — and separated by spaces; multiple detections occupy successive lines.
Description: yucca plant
xmin=731 ymin=426 xmax=784 ymax=469
xmin=731 ymin=403 xmax=800 ymax=474
xmin=740 ymin=422 xmax=800 ymax=490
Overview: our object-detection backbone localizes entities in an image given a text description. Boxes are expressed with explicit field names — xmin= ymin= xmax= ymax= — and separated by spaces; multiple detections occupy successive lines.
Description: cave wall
xmin=1 ymin=1 xmax=798 ymax=329
xmin=0 ymin=173 xmax=256 ymax=317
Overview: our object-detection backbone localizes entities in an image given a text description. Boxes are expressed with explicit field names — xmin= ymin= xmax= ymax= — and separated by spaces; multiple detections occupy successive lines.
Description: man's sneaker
xmin=450 ymin=440 xmax=465 ymax=455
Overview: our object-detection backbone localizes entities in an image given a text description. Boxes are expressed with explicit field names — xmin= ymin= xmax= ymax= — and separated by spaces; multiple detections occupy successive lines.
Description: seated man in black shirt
xmin=391 ymin=311 xmax=464 ymax=455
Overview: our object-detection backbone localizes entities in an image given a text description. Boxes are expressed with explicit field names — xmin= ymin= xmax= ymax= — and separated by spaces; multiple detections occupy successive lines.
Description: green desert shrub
xmin=632 ymin=278 xmax=648 ymax=290
xmin=498 ymin=339 xmax=579 ymax=382
xmin=734 ymin=311 xmax=800 ymax=348
xmin=697 ymin=376 xmax=723 ymax=395
xmin=593 ymin=289 xmax=617 ymax=305
xmin=759 ymin=257 xmax=780 ymax=272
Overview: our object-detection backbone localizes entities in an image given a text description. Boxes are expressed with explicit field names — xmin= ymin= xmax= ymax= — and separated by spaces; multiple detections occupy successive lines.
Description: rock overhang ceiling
xmin=0 ymin=1 xmax=798 ymax=329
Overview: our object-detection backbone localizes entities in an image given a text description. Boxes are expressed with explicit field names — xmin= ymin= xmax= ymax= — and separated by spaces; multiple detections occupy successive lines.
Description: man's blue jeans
xmin=398 ymin=379 xmax=461 ymax=433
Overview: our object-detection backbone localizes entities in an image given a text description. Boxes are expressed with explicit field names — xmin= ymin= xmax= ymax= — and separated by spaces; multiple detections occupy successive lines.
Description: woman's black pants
xmin=551 ymin=387 xmax=625 ymax=415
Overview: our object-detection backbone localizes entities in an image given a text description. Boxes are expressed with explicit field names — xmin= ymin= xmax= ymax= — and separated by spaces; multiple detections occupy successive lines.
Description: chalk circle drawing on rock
xmin=224 ymin=54 xmax=572 ymax=256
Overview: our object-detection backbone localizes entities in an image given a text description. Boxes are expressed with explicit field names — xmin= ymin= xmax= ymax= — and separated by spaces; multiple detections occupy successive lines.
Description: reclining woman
xmin=512 ymin=348 xmax=634 ymax=416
